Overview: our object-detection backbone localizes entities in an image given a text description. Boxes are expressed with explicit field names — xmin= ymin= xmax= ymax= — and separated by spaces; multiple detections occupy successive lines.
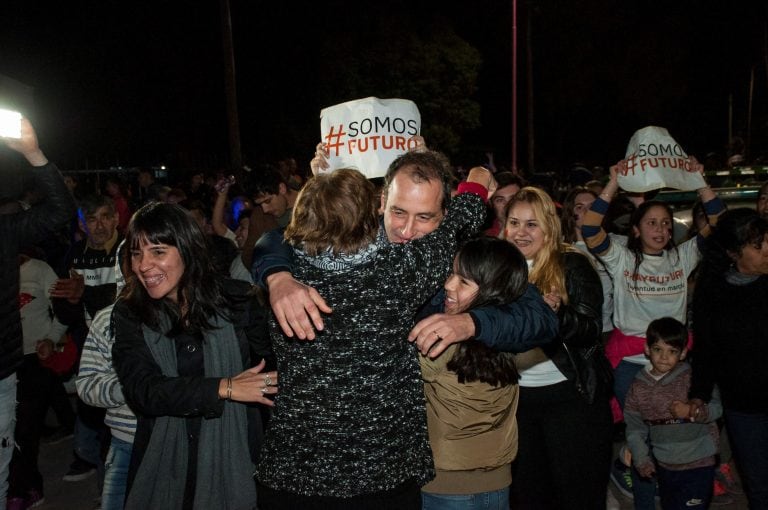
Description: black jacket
xmin=0 ymin=162 xmax=75 ymax=380
xmin=546 ymin=250 xmax=611 ymax=403
xmin=111 ymin=279 xmax=267 ymax=496
xmin=691 ymin=271 xmax=768 ymax=413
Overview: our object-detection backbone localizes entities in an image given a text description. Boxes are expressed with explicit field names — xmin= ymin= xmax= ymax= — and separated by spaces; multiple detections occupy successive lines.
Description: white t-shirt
xmin=519 ymin=258 xmax=568 ymax=387
xmin=599 ymin=237 xmax=701 ymax=338
xmin=19 ymin=258 xmax=68 ymax=355
xmin=573 ymin=238 xmax=625 ymax=333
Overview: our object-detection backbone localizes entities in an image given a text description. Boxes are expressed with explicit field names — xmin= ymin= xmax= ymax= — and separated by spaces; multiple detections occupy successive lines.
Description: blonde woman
xmin=503 ymin=187 xmax=613 ymax=510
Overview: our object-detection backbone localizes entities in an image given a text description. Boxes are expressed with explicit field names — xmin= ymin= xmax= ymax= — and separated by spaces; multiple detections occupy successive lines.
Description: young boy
xmin=624 ymin=317 xmax=722 ymax=509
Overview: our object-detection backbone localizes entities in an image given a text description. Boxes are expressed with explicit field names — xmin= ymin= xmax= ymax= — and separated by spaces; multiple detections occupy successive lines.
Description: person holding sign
xmin=253 ymin=145 xmax=556 ymax=509
xmin=255 ymin=166 xmax=493 ymax=509
xmin=257 ymin=145 xmax=556 ymax=359
xmin=582 ymin=159 xmax=724 ymax=507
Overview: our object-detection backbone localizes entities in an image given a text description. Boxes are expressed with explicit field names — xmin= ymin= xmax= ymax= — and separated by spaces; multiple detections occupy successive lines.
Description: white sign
xmin=319 ymin=97 xmax=421 ymax=179
xmin=619 ymin=126 xmax=706 ymax=192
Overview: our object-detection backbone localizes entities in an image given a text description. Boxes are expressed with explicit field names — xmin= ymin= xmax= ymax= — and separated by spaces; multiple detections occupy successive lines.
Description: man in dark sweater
xmin=0 ymin=117 xmax=75 ymax=510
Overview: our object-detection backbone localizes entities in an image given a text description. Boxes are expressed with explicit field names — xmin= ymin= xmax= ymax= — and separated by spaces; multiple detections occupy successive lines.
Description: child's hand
xmin=669 ymin=400 xmax=691 ymax=419
xmin=687 ymin=398 xmax=706 ymax=422
xmin=543 ymin=286 xmax=562 ymax=313
xmin=36 ymin=339 xmax=54 ymax=360
xmin=636 ymin=462 xmax=655 ymax=479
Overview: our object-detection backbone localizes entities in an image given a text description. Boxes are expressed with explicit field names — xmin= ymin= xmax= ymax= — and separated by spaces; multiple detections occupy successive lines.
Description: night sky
xmin=1 ymin=1 xmax=766 ymax=179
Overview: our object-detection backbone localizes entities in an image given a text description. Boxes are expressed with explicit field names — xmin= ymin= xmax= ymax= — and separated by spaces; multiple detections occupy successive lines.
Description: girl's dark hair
xmin=446 ymin=237 xmax=528 ymax=387
xmin=625 ymin=200 xmax=679 ymax=292
xmin=646 ymin=317 xmax=687 ymax=351
xmin=699 ymin=207 xmax=768 ymax=278
xmin=121 ymin=202 xmax=233 ymax=332
xmin=603 ymin=195 xmax=636 ymax=235
xmin=561 ymin=186 xmax=597 ymax=243
xmin=686 ymin=200 xmax=706 ymax=240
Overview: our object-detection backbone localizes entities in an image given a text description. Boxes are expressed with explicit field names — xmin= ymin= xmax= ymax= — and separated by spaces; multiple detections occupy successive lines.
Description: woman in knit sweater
xmin=256 ymin=165 xmax=492 ymax=510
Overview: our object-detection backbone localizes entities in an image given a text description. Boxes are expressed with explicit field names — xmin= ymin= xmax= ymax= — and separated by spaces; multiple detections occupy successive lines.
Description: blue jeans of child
xmin=101 ymin=436 xmax=132 ymax=510
xmin=613 ymin=360 xmax=644 ymax=410
xmin=614 ymin=361 xmax=657 ymax=510
xmin=656 ymin=465 xmax=713 ymax=509
xmin=422 ymin=487 xmax=509 ymax=510
xmin=0 ymin=374 xmax=16 ymax=510
xmin=725 ymin=409 xmax=768 ymax=509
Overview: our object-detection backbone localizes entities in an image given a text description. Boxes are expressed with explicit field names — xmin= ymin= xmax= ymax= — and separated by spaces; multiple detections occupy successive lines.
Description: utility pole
xmin=747 ymin=65 xmax=755 ymax=162
xmin=526 ymin=7 xmax=535 ymax=174
xmin=220 ymin=0 xmax=242 ymax=175
xmin=512 ymin=0 xmax=518 ymax=174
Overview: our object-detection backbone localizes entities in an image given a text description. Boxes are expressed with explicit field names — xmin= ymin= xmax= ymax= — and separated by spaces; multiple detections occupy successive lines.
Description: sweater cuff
xmin=457 ymin=181 xmax=489 ymax=203
xmin=703 ymin=196 xmax=725 ymax=216
xmin=261 ymin=266 xmax=292 ymax=288
xmin=467 ymin=311 xmax=483 ymax=342
xmin=591 ymin=196 xmax=610 ymax=214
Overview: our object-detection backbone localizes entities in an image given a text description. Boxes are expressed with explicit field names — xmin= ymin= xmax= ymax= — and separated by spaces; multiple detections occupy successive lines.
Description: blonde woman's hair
xmin=503 ymin=186 xmax=571 ymax=304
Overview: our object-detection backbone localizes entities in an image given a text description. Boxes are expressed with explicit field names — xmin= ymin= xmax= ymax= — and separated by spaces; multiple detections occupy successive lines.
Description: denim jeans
xmin=101 ymin=436 xmax=132 ymax=510
xmin=0 ymin=373 xmax=17 ymax=510
xmin=422 ymin=486 xmax=509 ymax=510
xmin=74 ymin=400 xmax=106 ymax=468
xmin=725 ymin=409 xmax=768 ymax=509
xmin=656 ymin=465 xmax=714 ymax=509
xmin=613 ymin=361 xmax=657 ymax=510
xmin=613 ymin=360 xmax=644 ymax=410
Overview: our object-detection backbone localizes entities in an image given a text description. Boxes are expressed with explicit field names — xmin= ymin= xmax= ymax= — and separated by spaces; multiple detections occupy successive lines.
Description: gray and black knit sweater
xmin=256 ymin=190 xmax=486 ymax=497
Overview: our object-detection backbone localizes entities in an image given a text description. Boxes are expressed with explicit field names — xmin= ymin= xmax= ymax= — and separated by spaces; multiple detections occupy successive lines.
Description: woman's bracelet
xmin=226 ymin=377 xmax=233 ymax=400
xmin=599 ymin=192 xmax=612 ymax=201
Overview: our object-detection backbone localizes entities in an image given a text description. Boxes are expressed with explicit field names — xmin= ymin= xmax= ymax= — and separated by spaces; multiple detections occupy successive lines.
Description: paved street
xmin=30 ymin=412 xmax=749 ymax=509
xmin=37 ymin=434 xmax=99 ymax=510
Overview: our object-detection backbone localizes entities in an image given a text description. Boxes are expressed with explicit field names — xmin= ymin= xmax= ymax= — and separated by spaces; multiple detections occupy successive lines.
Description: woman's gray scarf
xmin=125 ymin=314 xmax=257 ymax=510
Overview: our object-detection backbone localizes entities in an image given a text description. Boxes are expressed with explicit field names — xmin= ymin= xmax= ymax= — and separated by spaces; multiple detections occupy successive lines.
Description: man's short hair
xmin=383 ymin=150 xmax=453 ymax=210
xmin=78 ymin=194 xmax=116 ymax=218
xmin=646 ymin=317 xmax=687 ymax=351
xmin=182 ymin=199 xmax=211 ymax=221
xmin=495 ymin=172 xmax=526 ymax=190
xmin=250 ymin=165 xmax=286 ymax=197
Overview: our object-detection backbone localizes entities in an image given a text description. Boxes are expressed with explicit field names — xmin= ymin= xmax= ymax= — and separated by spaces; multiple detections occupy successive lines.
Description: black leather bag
xmin=562 ymin=342 xmax=614 ymax=404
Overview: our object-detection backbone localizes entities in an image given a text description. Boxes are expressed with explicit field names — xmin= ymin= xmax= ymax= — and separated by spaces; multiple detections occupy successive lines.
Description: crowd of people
xmin=0 ymin=118 xmax=766 ymax=510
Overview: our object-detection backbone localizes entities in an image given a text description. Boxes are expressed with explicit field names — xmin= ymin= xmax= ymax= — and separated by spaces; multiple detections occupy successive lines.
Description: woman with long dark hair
xmin=560 ymin=186 xmax=615 ymax=337
xmin=112 ymin=202 xmax=276 ymax=510
xmin=419 ymin=237 xmax=527 ymax=509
